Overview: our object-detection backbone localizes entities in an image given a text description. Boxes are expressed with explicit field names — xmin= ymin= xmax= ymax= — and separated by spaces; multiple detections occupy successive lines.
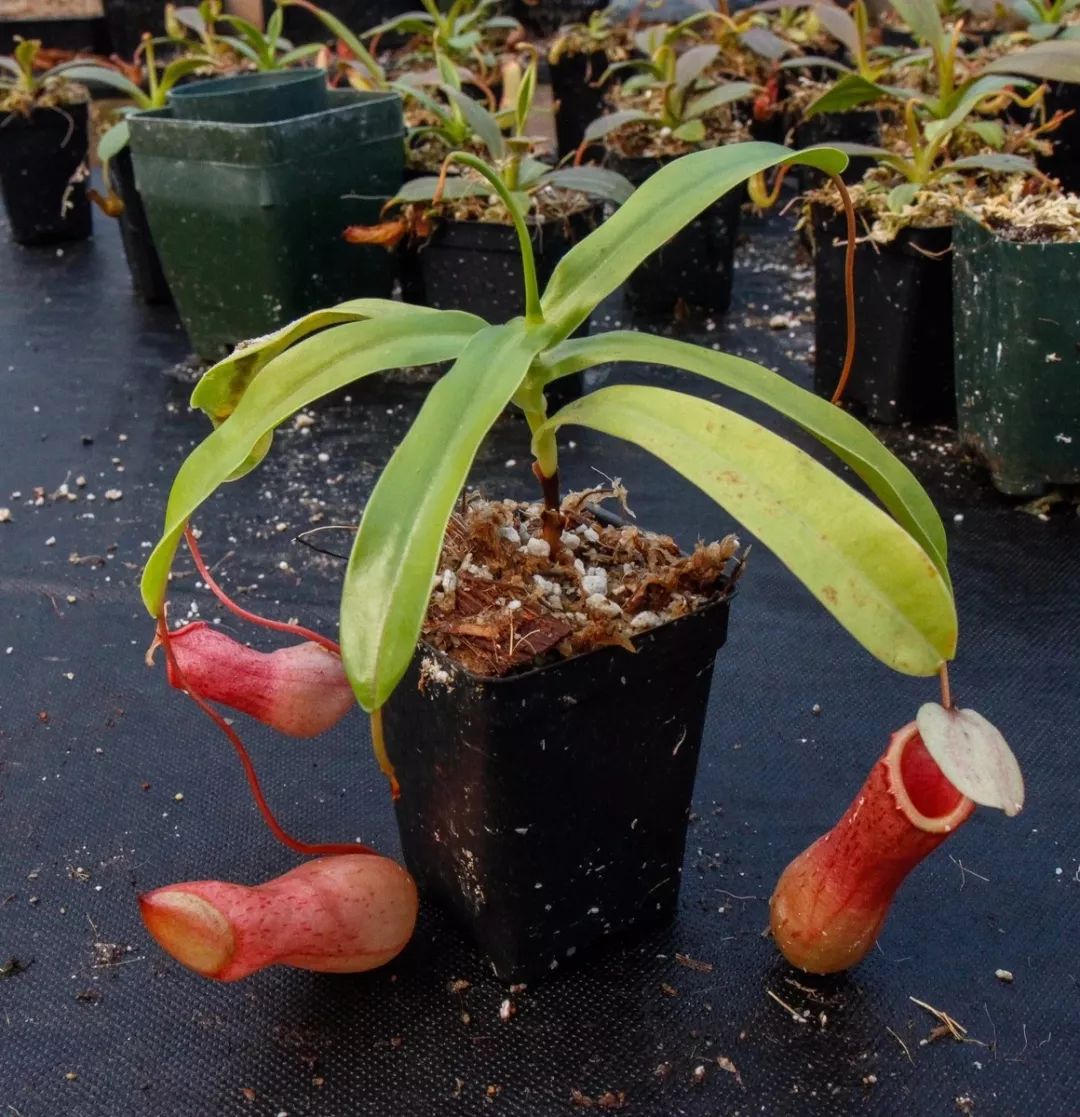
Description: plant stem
xmin=435 ymin=151 xmax=543 ymax=324
xmin=938 ymin=663 xmax=953 ymax=709
xmin=829 ymin=174 xmax=857 ymax=406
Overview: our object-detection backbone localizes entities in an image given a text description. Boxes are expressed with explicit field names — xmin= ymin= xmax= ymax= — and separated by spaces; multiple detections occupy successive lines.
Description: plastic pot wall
xmin=128 ymin=89 xmax=404 ymax=360
xmin=812 ymin=205 xmax=954 ymax=425
xmin=953 ymin=212 xmax=1080 ymax=495
xmin=550 ymin=49 xmax=614 ymax=160
xmin=605 ymin=151 xmax=742 ymax=315
xmin=109 ymin=146 xmax=171 ymax=304
xmin=404 ymin=206 xmax=601 ymax=319
xmin=0 ymin=102 xmax=91 ymax=246
xmin=382 ymin=596 xmax=732 ymax=983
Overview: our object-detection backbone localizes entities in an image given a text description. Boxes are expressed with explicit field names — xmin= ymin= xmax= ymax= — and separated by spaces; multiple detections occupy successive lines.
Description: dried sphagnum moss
xmin=969 ymin=183 xmax=1080 ymax=242
xmin=803 ymin=167 xmax=1046 ymax=243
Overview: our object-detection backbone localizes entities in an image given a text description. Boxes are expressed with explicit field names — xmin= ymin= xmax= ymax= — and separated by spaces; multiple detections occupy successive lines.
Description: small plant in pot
xmin=0 ymin=38 xmax=92 ymax=245
xmin=164 ymin=0 xmax=324 ymax=76
xmin=364 ymin=0 xmax=522 ymax=89
xmin=350 ymin=53 xmax=634 ymax=328
xmin=140 ymin=140 xmax=995 ymax=982
xmin=581 ymin=21 xmax=758 ymax=315
xmin=788 ymin=0 xmax=1080 ymax=424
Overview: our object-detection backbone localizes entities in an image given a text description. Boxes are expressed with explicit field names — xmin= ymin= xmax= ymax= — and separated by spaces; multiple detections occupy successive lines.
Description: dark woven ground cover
xmin=1 ymin=209 xmax=1077 ymax=1117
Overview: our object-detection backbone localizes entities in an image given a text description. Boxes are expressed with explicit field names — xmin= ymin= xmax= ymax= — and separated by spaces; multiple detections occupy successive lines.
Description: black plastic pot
xmin=953 ymin=211 xmax=1080 ymax=495
xmin=812 ymin=205 xmax=954 ymax=425
xmin=606 ymin=151 xmax=742 ymax=315
xmin=382 ymin=594 xmax=732 ymax=982
xmin=514 ymin=0 xmax=606 ymax=36
xmin=103 ymin=0 xmax=165 ymax=56
xmin=108 ymin=146 xmax=171 ymax=304
xmin=0 ymin=17 xmax=111 ymax=55
xmin=0 ymin=101 xmax=91 ymax=246
xmin=1037 ymin=81 xmax=1080 ymax=193
xmin=127 ymin=85 xmax=404 ymax=359
xmin=405 ymin=206 xmax=601 ymax=318
xmin=550 ymin=49 xmax=614 ymax=159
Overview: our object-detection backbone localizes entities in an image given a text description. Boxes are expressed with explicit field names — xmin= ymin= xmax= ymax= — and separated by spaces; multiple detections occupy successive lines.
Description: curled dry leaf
xmin=916 ymin=703 xmax=1024 ymax=817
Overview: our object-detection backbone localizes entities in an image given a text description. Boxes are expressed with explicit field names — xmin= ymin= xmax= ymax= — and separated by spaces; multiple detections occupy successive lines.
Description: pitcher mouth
xmin=886 ymin=723 xmax=974 ymax=834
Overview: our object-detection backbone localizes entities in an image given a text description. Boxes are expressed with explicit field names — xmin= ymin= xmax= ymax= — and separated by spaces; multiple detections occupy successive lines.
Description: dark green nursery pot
xmin=953 ymin=211 xmax=1080 ymax=496
xmin=167 ymin=69 xmax=328 ymax=123
xmin=127 ymin=85 xmax=404 ymax=360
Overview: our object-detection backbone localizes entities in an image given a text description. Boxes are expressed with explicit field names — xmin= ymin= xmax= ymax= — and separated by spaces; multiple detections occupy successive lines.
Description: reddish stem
xmin=184 ymin=524 xmax=340 ymax=654
xmin=829 ymin=174 xmax=857 ymax=406
xmin=156 ymin=615 xmax=373 ymax=858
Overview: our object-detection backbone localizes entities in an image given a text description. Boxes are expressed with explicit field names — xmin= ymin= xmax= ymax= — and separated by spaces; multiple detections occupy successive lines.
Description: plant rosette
xmin=595 ymin=81 xmax=754 ymax=159
xmin=0 ymin=39 xmax=90 ymax=117
xmin=548 ymin=11 xmax=636 ymax=68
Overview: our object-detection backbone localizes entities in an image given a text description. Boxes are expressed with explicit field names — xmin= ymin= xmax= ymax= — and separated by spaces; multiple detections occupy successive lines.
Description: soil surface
xmin=423 ymin=490 xmax=739 ymax=677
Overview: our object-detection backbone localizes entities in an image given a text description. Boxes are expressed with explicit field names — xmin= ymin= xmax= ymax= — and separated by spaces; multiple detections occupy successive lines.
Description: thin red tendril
xmin=156 ymin=613 xmax=374 ymax=858
xmin=184 ymin=523 xmax=340 ymax=654
xmin=829 ymin=173 xmax=857 ymax=406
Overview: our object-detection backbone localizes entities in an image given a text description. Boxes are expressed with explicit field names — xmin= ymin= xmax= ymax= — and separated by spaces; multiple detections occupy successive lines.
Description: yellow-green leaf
xmin=536 ymin=385 xmax=957 ymax=675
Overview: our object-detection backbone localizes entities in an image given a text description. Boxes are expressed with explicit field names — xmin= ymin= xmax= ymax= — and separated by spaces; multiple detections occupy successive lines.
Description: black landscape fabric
xmin=1 ymin=212 xmax=1077 ymax=1117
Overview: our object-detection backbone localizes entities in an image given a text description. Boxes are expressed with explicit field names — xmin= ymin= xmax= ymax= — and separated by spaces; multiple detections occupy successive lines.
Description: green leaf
xmin=672 ymin=118 xmax=707 ymax=143
xmin=778 ymin=54 xmax=851 ymax=73
xmin=97 ymin=118 xmax=130 ymax=163
xmin=157 ymin=56 xmax=216 ymax=100
xmin=942 ymin=152 xmax=1036 ymax=174
xmin=965 ymin=119 xmax=1005 ymax=148
xmin=191 ymin=298 xmax=454 ymax=423
xmin=739 ymin=26 xmax=798 ymax=60
xmin=889 ymin=0 xmax=947 ymax=52
xmin=391 ymin=176 xmax=491 ymax=205
xmin=674 ymin=44 xmax=720 ymax=92
xmin=278 ymin=42 xmax=325 ymax=65
xmin=141 ymin=308 xmax=485 ymax=617
xmin=984 ymin=39 xmax=1080 ymax=83
xmin=541 ymin=167 xmax=636 ymax=205
xmin=540 ymin=142 xmax=848 ymax=343
xmin=340 ymin=321 xmax=546 ymax=710
xmin=804 ymin=72 xmax=894 ymax=116
xmin=887 ymin=181 xmax=920 ymax=212
xmin=537 ymin=385 xmax=957 ymax=675
xmin=925 ymin=75 xmax=1031 ymax=143
xmin=444 ymin=86 xmax=505 ymax=159
xmin=282 ymin=0 xmax=385 ymax=85
xmin=50 ymin=63 xmax=148 ymax=104
xmin=266 ymin=5 xmax=283 ymax=43
xmin=815 ymin=4 xmax=862 ymax=57
xmin=684 ymin=80 xmax=756 ymax=119
xmin=536 ymin=331 xmax=950 ymax=583
xmin=582 ymin=108 xmax=652 ymax=143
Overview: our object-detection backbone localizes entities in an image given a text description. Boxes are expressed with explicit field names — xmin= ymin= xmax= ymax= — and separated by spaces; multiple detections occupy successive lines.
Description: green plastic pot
xmin=167 ymin=69 xmax=328 ymax=124
xmin=953 ymin=211 xmax=1080 ymax=496
xmin=127 ymin=88 xmax=404 ymax=359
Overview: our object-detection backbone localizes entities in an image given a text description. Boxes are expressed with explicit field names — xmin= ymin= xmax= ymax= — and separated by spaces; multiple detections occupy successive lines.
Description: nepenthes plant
xmin=138 ymin=142 xmax=1023 ymax=977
